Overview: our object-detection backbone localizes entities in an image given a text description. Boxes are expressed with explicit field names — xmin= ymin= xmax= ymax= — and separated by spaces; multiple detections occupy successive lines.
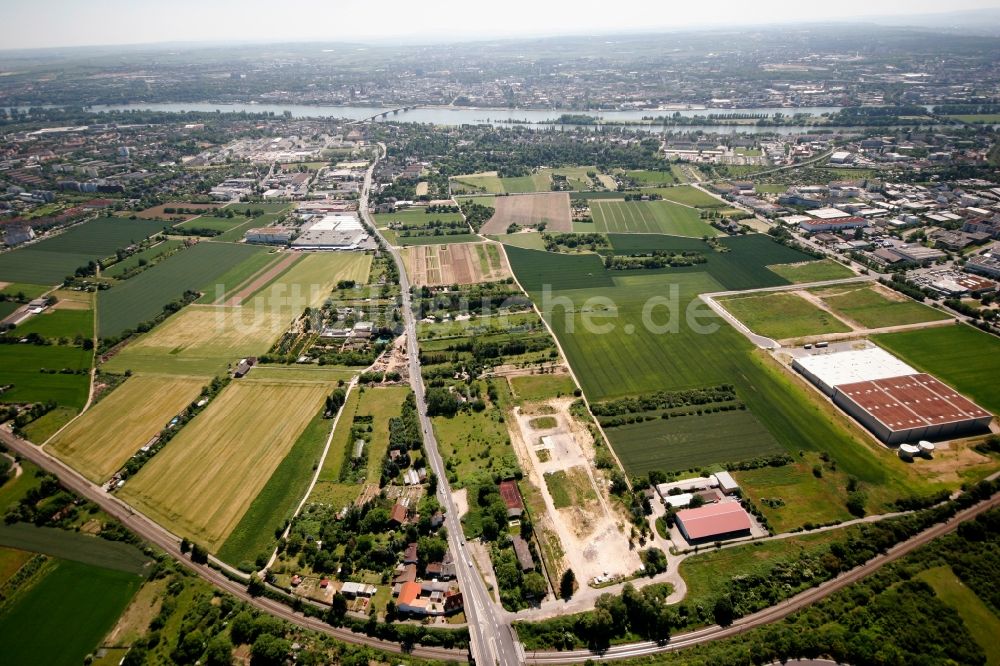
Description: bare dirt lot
xmin=507 ymin=396 xmax=641 ymax=585
xmin=480 ymin=193 xmax=572 ymax=234
xmin=401 ymin=242 xmax=511 ymax=287
xmin=136 ymin=202 xmax=222 ymax=221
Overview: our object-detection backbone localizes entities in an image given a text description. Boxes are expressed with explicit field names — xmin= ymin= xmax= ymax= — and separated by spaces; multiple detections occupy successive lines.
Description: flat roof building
xmin=793 ymin=346 xmax=992 ymax=445
xmin=675 ymin=501 xmax=752 ymax=544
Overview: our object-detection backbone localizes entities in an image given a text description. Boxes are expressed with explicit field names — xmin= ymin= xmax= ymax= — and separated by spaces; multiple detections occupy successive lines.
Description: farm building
xmin=793 ymin=347 xmax=992 ymax=444
xmin=675 ymin=501 xmax=752 ymax=544
xmin=499 ymin=480 xmax=524 ymax=518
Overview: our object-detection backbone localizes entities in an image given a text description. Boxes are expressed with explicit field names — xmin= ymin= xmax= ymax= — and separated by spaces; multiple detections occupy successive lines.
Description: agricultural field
xmin=767 ymin=259 xmax=855 ymax=283
xmin=873 ymin=324 xmax=1000 ymax=415
xmin=103 ymin=240 xmax=185 ymax=279
xmin=0 ymin=344 xmax=91 ymax=408
xmin=374 ymin=206 xmax=464 ymax=229
xmin=119 ymin=378 xmax=335 ymax=551
xmin=309 ymin=386 xmax=408 ymax=505
xmin=13 ymin=292 xmax=93 ymax=341
xmin=734 ymin=453 xmax=855 ymax=532
xmin=506 ymin=245 xmax=941 ymax=497
xmin=916 ymin=566 xmax=1000 ymax=666
xmin=108 ymin=252 xmax=371 ymax=374
xmin=491 ymin=232 xmax=548 ymax=250
xmin=621 ymin=169 xmax=678 ymax=186
xmin=501 ymin=172 xmax=552 ymax=193
xmin=0 ymin=217 xmax=166 ymax=286
xmin=812 ymin=283 xmax=951 ymax=329
xmin=719 ymin=291 xmax=851 ymax=340
xmin=401 ymin=242 xmax=511 ymax=286
xmin=176 ymin=215 xmax=248 ymax=233
xmin=135 ymin=202 xmax=221 ymax=220
xmin=609 ymin=233 xmax=816 ymax=290
xmin=590 ymin=199 xmax=720 ymax=237
xmin=97 ymin=242 xmax=267 ymax=338
xmin=0 ymin=282 xmax=49 ymax=300
xmin=647 ymin=185 xmax=725 ymax=208
xmin=216 ymin=405 xmax=333 ymax=569
xmin=196 ymin=249 xmax=290 ymax=305
xmin=604 ymin=409 xmax=783 ymax=475
xmin=480 ymin=193 xmax=572 ymax=234
xmin=0 ymin=558 xmax=142 ymax=666
xmin=105 ymin=306 xmax=286 ymax=375
xmin=450 ymin=172 xmax=505 ymax=194
xmin=508 ymin=373 xmax=578 ymax=402
xmin=48 ymin=374 xmax=205 ymax=482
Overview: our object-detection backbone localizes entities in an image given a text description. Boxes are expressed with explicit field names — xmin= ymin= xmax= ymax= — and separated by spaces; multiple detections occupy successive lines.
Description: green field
xmin=766 ymin=259 xmax=855 ymax=283
xmin=502 ymin=173 xmax=552 ymax=193
xmin=0 ymin=558 xmax=142 ymax=666
xmin=814 ymin=284 xmax=951 ymax=329
xmin=590 ymin=200 xmax=719 ymax=237
xmin=103 ymin=240 xmax=185 ymax=278
xmin=0 ymin=282 xmax=49 ymax=300
xmin=734 ymin=453 xmax=854 ymax=532
xmin=176 ymin=215 xmax=247 ymax=233
xmin=508 ymin=374 xmax=578 ymax=402
xmin=97 ymin=242 xmax=266 ymax=338
xmin=217 ymin=407 xmax=334 ymax=569
xmin=491 ymin=232 xmax=548 ymax=250
xmin=622 ymin=170 xmax=678 ymax=186
xmin=374 ymin=207 xmax=465 ymax=229
xmin=873 ymin=324 xmax=1000 ymax=414
xmin=0 ymin=344 xmax=91 ymax=408
xmin=451 ymin=173 xmax=505 ymax=194
xmin=946 ymin=114 xmax=1000 ymax=124
xmin=719 ymin=292 xmax=851 ymax=339
xmin=0 ymin=218 xmax=166 ymax=285
xmin=210 ymin=213 xmax=285 ymax=243
xmin=605 ymin=410 xmax=783 ymax=475
xmin=507 ymin=244 xmax=934 ymax=494
xmin=195 ymin=249 xmax=285 ymax=304
xmin=0 ymin=523 xmax=151 ymax=575
xmin=12 ymin=307 xmax=93 ymax=341
xmin=917 ymin=566 xmax=1000 ymax=666
xmin=648 ymin=185 xmax=725 ymax=208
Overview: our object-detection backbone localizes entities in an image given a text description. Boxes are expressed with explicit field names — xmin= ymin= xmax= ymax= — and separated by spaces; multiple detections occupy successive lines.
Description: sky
xmin=2 ymin=0 xmax=1000 ymax=50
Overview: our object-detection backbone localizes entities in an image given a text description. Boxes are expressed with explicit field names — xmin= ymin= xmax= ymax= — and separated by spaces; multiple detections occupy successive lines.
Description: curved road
xmin=0 ymin=425 xmax=464 ymax=662
xmin=524 ymin=489 xmax=1000 ymax=663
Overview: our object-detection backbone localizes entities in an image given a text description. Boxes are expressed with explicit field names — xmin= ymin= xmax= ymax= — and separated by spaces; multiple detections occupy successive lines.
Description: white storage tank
xmin=918 ymin=441 xmax=935 ymax=455
xmin=899 ymin=444 xmax=920 ymax=459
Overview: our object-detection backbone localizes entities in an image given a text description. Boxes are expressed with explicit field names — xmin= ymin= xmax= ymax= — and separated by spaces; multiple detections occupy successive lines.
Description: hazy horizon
xmin=2 ymin=0 xmax=1000 ymax=51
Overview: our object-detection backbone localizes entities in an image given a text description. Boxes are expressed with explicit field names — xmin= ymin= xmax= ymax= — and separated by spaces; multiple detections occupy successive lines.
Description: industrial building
xmin=290 ymin=214 xmax=368 ymax=250
xmin=793 ymin=347 xmax=992 ymax=445
xmin=675 ymin=501 xmax=752 ymax=544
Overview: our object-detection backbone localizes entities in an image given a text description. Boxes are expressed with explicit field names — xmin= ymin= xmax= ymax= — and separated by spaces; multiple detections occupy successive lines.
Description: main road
xmin=359 ymin=143 xmax=521 ymax=666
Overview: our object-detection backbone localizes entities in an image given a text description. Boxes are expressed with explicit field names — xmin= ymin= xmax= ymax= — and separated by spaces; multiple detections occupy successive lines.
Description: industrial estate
xmin=0 ymin=10 xmax=1000 ymax=666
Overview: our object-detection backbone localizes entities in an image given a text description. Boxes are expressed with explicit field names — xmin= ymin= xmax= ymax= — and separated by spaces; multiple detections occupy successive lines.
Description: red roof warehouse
xmin=675 ymin=501 xmax=752 ymax=543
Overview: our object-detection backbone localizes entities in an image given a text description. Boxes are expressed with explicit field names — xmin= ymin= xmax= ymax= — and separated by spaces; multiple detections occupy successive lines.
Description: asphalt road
xmin=524 ymin=489 xmax=1000 ymax=663
xmin=360 ymin=143 xmax=521 ymax=666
